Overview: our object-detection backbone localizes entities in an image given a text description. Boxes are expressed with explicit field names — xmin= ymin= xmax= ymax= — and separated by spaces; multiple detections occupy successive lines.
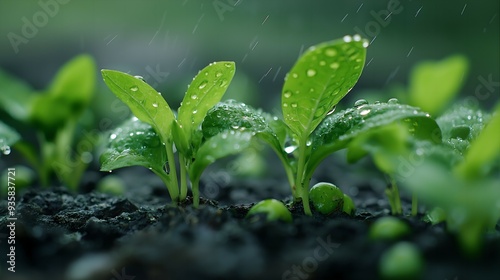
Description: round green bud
xmin=379 ymin=242 xmax=424 ymax=280
xmin=246 ymin=199 xmax=292 ymax=222
xmin=370 ymin=216 xmax=411 ymax=240
xmin=342 ymin=194 xmax=356 ymax=216
xmin=96 ymin=175 xmax=126 ymax=196
xmin=309 ymin=182 xmax=344 ymax=215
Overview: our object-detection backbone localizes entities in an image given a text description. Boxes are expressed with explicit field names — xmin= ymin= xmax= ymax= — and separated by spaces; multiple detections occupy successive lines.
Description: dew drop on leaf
xmin=343 ymin=35 xmax=352 ymax=42
xmin=283 ymin=103 xmax=289 ymax=107
xmin=1 ymin=145 xmax=11 ymax=155
xmin=110 ymin=134 xmax=117 ymax=140
xmin=329 ymin=62 xmax=339 ymax=70
xmin=354 ymin=99 xmax=368 ymax=108
xmin=191 ymin=95 xmax=198 ymax=100
xmin=134 ymin=75 xmax=145 ymax=81
xmin=360 ymin=109 xmax=371 ymax=116
xmin=362 ymin=40 xmax=369 ymax=48
xmin=215 ymin=72 xmax=223 ymax=78
xmin=283 ymin=91 xmax=292 ymax=98
xmin=388 ymin=98 xmax=399 ymax=104
xmin=219 ymin=79 xmax=228 ymax=87
xmin=307 ymin=69 xmax=317 ymax=77
xmin=291 ymin=103 xmax=298 ymax=108
xmin=192 ymin=110 xmax=198 ymax=114
xmin=327 ymin=106 xmax=336 ymax=116
xmin=224 ymin=63 xmax=232 ymax=68
xmin=130 ymin=86 xmax=138 ymax=92
xmin=152 ymin=103 xmax=158 ymax=108
xmin=292 ymin=73 xmax=298 ymax=78
xmin=325 ymin=49 xmax=337 ymax=57
xmin=319 ymin=60 xmax=326 ymax=66
xmin=198 ymin=81 xmax=208 ymax=89
xmin=353 ymin=34 xmax=362 ymax=41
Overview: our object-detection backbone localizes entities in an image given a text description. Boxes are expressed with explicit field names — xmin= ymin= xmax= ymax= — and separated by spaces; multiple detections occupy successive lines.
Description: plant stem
xmin=390 ymin=176 xmax=402 ymax=215
xmin=153 ymin=168 xmax=177 ymax=206
xmin=179 ymin=156 xmax=188 ymax=201
xmin=411 ymin=195 xmax=418 ymax=216
xmin=295 ymin=135 xmax=312 ymax=216
xmin=192 ymin=178 xmax=200 ymax=208
xmin=165 ymin=141 xmax=179 ymax=202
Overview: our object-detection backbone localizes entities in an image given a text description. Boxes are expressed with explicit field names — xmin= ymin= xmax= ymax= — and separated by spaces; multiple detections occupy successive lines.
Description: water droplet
xmin=319 ymin=60 xmax=326 ymax=66
xmin=191 ymin=95 xmax=198 ymax=100
xmin=283 ymin=91 xmax=292 ymax=98
xmin=329 ymin=62 xmax=339 ymax=70
xmin=327 ymin=106 xmax=336 ymax=115
xmin=198 ymin=81 xmax=208 ymax=89
xmin=307 ymin=69 xmax=316 ymax=77
xmin=110 ymin=134 xmax=117 ymax=140
xmin=354 ymin=99 xmax=368 ymax=108
xmin=224 ymin=63 xmax=232 ymax=68
xmin=283 ymin=103 xmax=289 ymax=107
xmin=130 ymin=86 xmax=138 ymax=92
xmin=292 ymin=73 xmax=298 ymax=78
xmin=374 ymin=101 xmax=380 ymax=105
xmin=219 ymin=79 xmax=228 ymax=87
xmin=134 ymin=75 xmax=145 ymax=81
xmin=285 ymin=145 xmax=297 ymax=154
xmin=215 ymin=72 xmax=223 ymax=78
xmin=193 ymin=110 xmax=198 ymax=114
xmin=343 ymin=35 xmax=352 ymax=42
xmin=353 ymin=34 xmax=362 ymax=41
xmin=306 ymin=140 xmax=312 ymax=147
xmin=360 ymin=109 xmax=371 ymax=116
xmin=109 ymin=170 xmax=113 ymax=173
xmin=231 ymin=125 xmax=240 ymax=129
xmin=2 ymin=145 xmax=11 ymax=155
xmin=362 ymin=39 xmax=369 ymax=48
xmin=388 ymin=98 xmax=399 ymax=104
xmin=325 ymin=49 xmax=337 ymax=57
xmin=152 ymin=103 xmax=158 ymax=108
xmin=291 ymin=103 xmax=298 ymax=108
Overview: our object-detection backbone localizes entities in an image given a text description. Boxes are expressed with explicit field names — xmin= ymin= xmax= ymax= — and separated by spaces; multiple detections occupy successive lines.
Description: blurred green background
xmin=1 ymin=0 xmax=498 ymax=113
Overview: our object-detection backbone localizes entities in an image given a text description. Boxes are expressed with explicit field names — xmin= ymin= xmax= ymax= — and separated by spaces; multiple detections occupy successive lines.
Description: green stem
xmin=385 ymin=188 xmax=397 ymax=215
xmin=390 ymin=176 xmax=402 ymax=215
xmin=153 ymin=168 xmax=177 ymax=206
xmin=411 ymin=195 xmax=418 ymax=216
xmin=192 ymin=177 xmax=200 ymax=208
xmin=165 ymin=141 xmax=179 ymax=202
xmin=295 ymin=136 xmax=312 ymax=216
xmin=179 ymin=156 xmax=188 ymax=201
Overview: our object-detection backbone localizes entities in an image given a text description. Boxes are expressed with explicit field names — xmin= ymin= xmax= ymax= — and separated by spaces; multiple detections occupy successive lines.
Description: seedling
xmin=203 ymin=35 xmax=440 ymax=215
xmin=100 ymin=62 xmax=251 ymax=207
xmin=246 ymin=199 xmax=292 ymax=223
xmin=0 ymin=55 xmax=96 ymax=190
xmin=342 ymin=194 xmax=356 ymax=216
xmin=309 ymin=182 xmax=344 ymax=215
xmin=379 ymin=242 xmax=424 ymax=280
xmin=369 ymin=216 xmax=411 ymax=241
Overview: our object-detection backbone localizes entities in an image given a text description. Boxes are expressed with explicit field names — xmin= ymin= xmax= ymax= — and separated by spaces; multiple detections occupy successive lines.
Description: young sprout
xmin=369 ymin=216 xmax=410 ymax=241
xmin=379 ymin=242 xmax=424 ymax=280
xmin=309 ymin=182 xmax=344 ymax=215
xmin=342 ymin=193 xmax=356 ymax=216
xmin=246 ymin=199 xmax=292 ymax=223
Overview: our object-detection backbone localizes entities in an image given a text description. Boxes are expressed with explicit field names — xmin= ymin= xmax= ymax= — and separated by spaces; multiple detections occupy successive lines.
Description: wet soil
xmin=1 ymin=159 xmax=499 ymax=280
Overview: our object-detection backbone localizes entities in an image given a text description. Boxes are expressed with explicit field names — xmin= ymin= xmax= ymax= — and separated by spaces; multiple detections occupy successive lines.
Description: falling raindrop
xmin=354 ymin=99 xmax=368 ymax=108
xmin=130 ymin=86 xmax=138 ymax=92
xmin=388 ymin=98 xmax=399 ymax=104
xmin=306 ymin=69 xmax=317 ymax=77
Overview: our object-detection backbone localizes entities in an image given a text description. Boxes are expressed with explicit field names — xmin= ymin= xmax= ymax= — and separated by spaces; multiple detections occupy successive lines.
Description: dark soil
xmin=1 ymin=159 xmax=500 ymax=280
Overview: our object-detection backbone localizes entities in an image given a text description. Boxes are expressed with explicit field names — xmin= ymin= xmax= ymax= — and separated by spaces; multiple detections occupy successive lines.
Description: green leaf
xmin=282 ymin=36 xmax=368 ymax=138
xmin=189 ymin=130 xmax=252 ymax=183
xmin=409 ymin=55 xmax=469 ymax=115
xmin=436 ymin=101 xmax=490 ymax=154
xmin=177 ymin=61 xmax=235 ymax=143
xmin=0 ymin=68 xmax=33 ymax=121
xmin=100 ymin=117 xmax=166 ymax=172
xmin=202 ymin=100 xmax=287 ymax=162
xmin=0 ymin=121 xmax=20 ymax=156
xmin=307 ymin=101 xmax=441 ymax=177
xmin=455 ymin=103 xmax=500 ymax=179
xmin=101 ymin=70 xmax=175 ymax=144
xmin=29 ymin=55 xmax=96 ymax=139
